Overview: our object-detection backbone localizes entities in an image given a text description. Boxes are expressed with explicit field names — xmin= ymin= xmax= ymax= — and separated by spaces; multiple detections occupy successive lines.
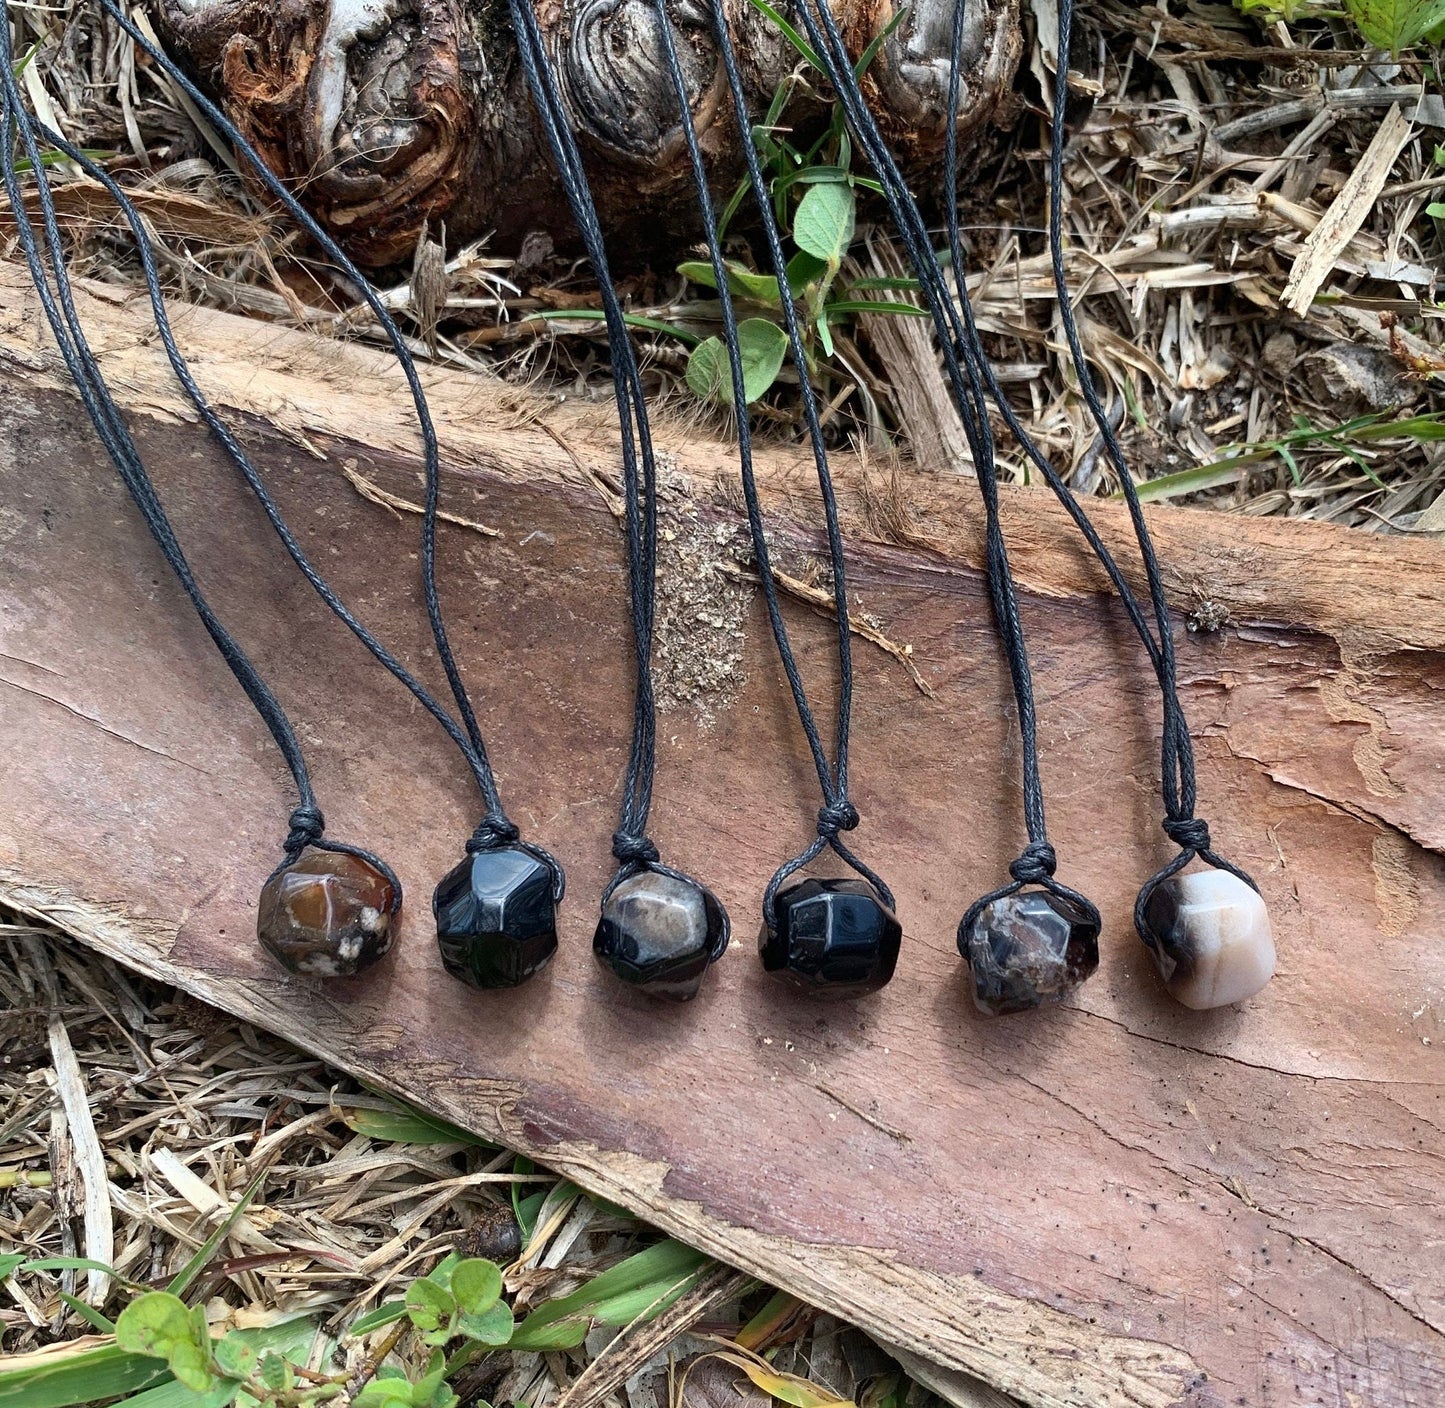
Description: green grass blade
xmin=844 ymin=276 xmax=922 ymax=292
xmin=165 ymin=1167 xmax=268 ymax=1298
xmin=508 ymin=1241 xmax=710 ymax=1350
xmin=11 ymin=42 xmax=41 ymax=79
xmin=1350 ymin=412 xmax=1445 ymax=441
xmin=743 ymin=0 xmax=824 ymax=71
xmin=534 ymin=310 xmax=701 ymax=347
xmin=0 ymin=1343 xmax=172 ymax=1408
xmin=854 ymin=3 xmax=910 ymax=76
xmin=20 ymin=1259 xmax=143 ymax=1290
xmin=823 ymin=299 xmax=930 ymax=317
xmin=57 ymin=1291 xmax=116 ymax=1333
xmin=349 ymin=1300 xmax=408 ymax=1335
xmin=340 ymin=1104 xmax=493 ymax=1147
xmin=115 ymin=1382 xmax=239 ymax=1408
xmin=1123 ymin=452 xmax=1271 ymax=502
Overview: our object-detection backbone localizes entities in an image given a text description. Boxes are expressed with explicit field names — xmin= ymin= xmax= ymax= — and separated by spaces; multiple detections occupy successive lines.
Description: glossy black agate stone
xmin=964 ymin=890 xmax=1099 ymax=1016
xmin=433 ymin=847 xmax=557 ymax=989
xmin=759 ymin=878 xmax=901 ymax=997
xmin=594 ymin=870 xmax=729 ymax=1001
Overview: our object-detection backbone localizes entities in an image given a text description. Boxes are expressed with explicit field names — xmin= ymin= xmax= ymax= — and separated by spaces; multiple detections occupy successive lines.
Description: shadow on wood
xmin=1 ymin=265 xmax=1442 ymax=1407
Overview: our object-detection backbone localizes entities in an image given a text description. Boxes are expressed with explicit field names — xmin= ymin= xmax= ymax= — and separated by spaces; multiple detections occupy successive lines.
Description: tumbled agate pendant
xmin=433 ymin=847 xmax=558 ymax=989
xmin=965 ymin=890 xmax=1099 ymax=1016
xmin=760 ymin=878 xmax=901 ymax=997
xmin=1141 ymin=869 xmax=1275 ymax=1009
xmin=594 ymin=870 xmax=729 ymax=1001
xmin=257 ymin=848 xmax=398 ymax=977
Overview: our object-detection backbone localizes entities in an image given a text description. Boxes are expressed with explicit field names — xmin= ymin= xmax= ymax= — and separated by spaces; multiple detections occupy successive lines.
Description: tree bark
xmin=149 ymin=0 xmax=1022 ymax=266
xmin=3 ymin=262 xmax=1444 ymax=1407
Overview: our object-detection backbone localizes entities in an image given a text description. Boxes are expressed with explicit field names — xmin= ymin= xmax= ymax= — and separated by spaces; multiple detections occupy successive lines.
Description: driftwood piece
xmin=147 ymin=0 xmax=1022 ymax=263
xmin=1 ymin=264 xmax=1443 ymax=1406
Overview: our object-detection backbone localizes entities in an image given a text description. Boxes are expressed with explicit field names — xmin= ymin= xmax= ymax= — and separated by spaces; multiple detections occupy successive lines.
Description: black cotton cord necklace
xmin=796 ymin=0 xmax=1275 ymax=1011
xmin=506 ymin=0 xmax=730 ymax=1000
xmin=784 ymin=0 xmax=1101 ymax=1013
xmin=11 ymin=6 xmax=567 ymax=990
xmin=1042 ymin=0 xmax=1275 ymax=1009
xmin=0 ymin=52 xmax=404 ymax=977
xmin=653 ymin=0 xmax=902 ymax=997
xmin=97 ymin=1 xmax=566 ymax=993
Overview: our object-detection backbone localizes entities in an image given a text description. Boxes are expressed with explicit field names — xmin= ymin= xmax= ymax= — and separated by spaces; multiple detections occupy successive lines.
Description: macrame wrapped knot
xmin=816 ymin=800 xmax=860 ymax=839
xmin=1008 ymin=841 xmax=1057 ymax=885
xmin=284 ymin=804 xmax=325 ymax=854
xmin=1163 ymin=816 xmax=1211 ymax=853
xmin=611 ymin=831 xmax=661 ymax=866
xmin=467 ymin=814 xmax=522 ymax=853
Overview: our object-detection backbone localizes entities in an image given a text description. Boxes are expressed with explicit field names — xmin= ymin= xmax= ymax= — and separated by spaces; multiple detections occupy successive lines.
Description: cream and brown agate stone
xmin=1141 ymin=869 xmax=1275 ymax=1009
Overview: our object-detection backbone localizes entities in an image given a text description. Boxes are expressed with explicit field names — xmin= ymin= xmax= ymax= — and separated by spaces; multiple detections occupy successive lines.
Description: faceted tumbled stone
xmin=594 ymin=870 xmax=728 ymax=1001
xmin=966 ymin=890 xmax=1100 ymax=1016
xmin=759 ymin=878 xmax=901 ymax=997
xmin=433 ymin=847 xmax=557 ymax=989
xmin=1141 ymin=869 xmax=1275 ymax=1009
xmin=257 ymin=848 xmax=398 ymax=978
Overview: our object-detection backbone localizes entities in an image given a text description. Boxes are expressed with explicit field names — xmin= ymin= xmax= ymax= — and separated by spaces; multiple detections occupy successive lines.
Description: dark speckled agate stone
xmin=965 ymin=890 xmax=1099 ymax=1016
xmin=433 ymin=847 xmax=557 ymax=989
xmin=594 ymin=870 xmax=729 ymax=1001
xmin=760 ymin=878 xmax=901 ymax=997
xmin=257 ymin=848 xmax=398 ymax=978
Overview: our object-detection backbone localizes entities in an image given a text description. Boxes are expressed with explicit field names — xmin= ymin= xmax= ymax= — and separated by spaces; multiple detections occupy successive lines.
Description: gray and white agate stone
xmin=594 ymin=870 xmax=728 ymax=1001
xmin=1141 ymin=869 xmax=1275 ymax=1009
xmin=966 ymin=890 xmax=1099 ymax=1016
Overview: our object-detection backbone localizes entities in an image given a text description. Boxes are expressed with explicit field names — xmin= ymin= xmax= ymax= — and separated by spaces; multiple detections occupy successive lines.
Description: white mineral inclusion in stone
xmin=1143 ymin=869 xmax=1276 ymax=1010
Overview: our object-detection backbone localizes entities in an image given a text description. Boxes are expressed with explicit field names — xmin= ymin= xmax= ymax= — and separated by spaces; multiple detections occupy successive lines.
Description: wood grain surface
xmin=1 ymin=267 xmax=1443 ymax=1408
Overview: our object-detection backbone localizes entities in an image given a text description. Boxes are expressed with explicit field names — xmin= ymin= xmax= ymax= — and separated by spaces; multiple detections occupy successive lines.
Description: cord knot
xmin=284 ymin=804 xmax=324 ymax=855
xmin=612 ymin=831 xmax=660 ymax=866
xmin=467 ymin=813 xmax=521 ymax=853
xmin=1163 ymin=816 xmax=1210 ymax=853
xmin=816 ymin=800 xmax=860 ymax=839
xmin=1009 ymin=841 xmax=1057 ymax=885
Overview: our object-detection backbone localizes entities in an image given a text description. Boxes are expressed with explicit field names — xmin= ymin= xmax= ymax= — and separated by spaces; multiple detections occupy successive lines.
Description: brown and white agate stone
xmin=1140 ymin=869 xmax=1275 ymax=1010
xmin=966 ymin=890 xmax=1099 ymax=1016
xmin=257 ymin=847 xmax=398 ymax=977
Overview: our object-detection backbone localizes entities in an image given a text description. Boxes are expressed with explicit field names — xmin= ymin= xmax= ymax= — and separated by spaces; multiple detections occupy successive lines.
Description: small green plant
xmin=676 ymin=0 xmax=926 ymax=407
xmin=1344 ymin=0 xmax=1445 ymax=49
xmin=1235 ymin=0 xmax=1445 ymax=50
xmin=0 ymin=1210 xmax=715 ymax=1407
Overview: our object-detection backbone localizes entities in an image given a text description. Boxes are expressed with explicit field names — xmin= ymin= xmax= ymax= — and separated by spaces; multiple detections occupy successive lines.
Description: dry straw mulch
xmin=1 ymin=915 xmax=958 ymax=1407
xmin=6 ymin=1 xmax=1443 ymax=527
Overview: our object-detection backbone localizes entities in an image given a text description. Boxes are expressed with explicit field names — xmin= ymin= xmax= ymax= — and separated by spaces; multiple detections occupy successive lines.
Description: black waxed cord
xmin=783 ymin=0 xmax=1092 ymax=937
xmin=0 ymin=46 xmax=397 ymax=889
xmin=87 ymin=0 xmax=560 ymax=894
xmin=657 ymin=0 xmax=893 ymax=928
xmin=1048 ymin=0 xmax=1258 ymax=934
xmin=505 ymin=0 xmax=664 ymax=896
xmin=795 ymin=0 xmax=1256 ymax=934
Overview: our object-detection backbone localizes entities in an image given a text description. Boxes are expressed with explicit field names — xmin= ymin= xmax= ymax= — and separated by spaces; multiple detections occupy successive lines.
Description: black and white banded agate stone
xmin=1141 ymin=869 xmax=1275 ymax=1009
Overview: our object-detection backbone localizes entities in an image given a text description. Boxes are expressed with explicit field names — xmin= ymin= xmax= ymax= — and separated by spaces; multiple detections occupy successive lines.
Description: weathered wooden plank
xmin=1 ymin=268 xmax=1442 ymax=1408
